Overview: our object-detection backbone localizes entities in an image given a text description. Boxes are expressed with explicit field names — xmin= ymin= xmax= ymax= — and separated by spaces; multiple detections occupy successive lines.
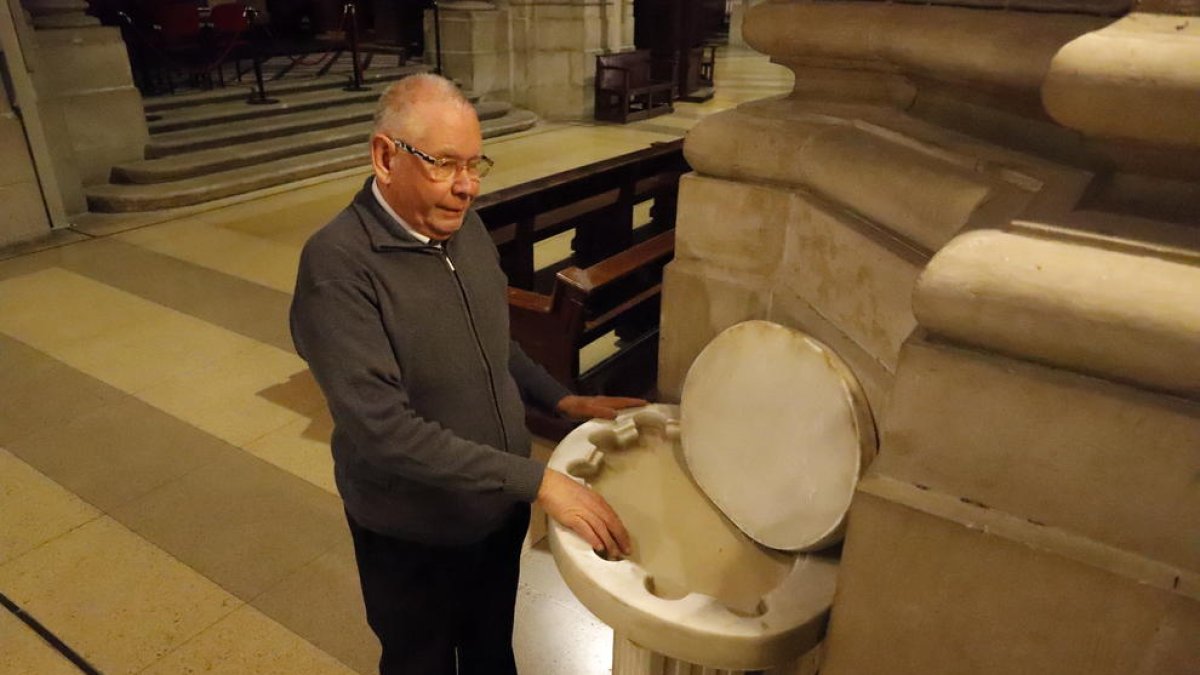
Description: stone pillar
xmin=426 ymin=2 xmax=509 ymax=100
xmin=660 ymin=2 xmax=1200 ymax=673
xmin=427 ymin=0 xmax=628 ymax=119
xmin=20 ymin=0 xmax=150 ymax=193
xmin=0 ymin=73 xmax=52 ymax=246
xmin=728 ymin=0 xmax=766 ymax=48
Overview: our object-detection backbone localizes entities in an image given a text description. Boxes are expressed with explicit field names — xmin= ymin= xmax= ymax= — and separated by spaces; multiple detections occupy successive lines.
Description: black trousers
xmin=346 ymin=504 xmax=531 ymax=675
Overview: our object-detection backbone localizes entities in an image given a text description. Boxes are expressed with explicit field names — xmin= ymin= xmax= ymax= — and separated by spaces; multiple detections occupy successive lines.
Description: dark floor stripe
xmin=55 ymin=237 xmax=296 ymax=353
xmin=0 ymin=591 xmax=103 ymax=675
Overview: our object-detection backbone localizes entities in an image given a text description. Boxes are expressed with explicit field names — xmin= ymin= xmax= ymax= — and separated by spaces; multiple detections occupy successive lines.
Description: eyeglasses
xmin=391 ymin=138 xmax=494 ymax=181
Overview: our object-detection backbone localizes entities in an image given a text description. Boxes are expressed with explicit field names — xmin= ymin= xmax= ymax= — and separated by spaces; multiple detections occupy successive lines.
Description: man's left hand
xmin=556 ymin=395 xmax=648 ymax=420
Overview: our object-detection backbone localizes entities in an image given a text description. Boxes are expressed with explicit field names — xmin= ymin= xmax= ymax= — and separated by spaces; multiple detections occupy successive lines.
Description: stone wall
xmin=427 ymin=0 xmax=633 ymax=119
xmin=660 ymin=2 xmax=1200 ymax=673
xmin=0 ymin=73 xmax=52 ymax=246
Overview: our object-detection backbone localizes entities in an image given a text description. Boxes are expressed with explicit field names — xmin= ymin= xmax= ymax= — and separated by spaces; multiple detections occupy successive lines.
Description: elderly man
xmin=290 ymin=74 xmax=640 ymax=674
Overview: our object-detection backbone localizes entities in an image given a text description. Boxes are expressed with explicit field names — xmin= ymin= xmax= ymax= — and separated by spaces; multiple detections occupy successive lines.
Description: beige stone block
xmin=0 ymin=517 xmax=240 ymax=673
xmin=767 ymin=291 xmax=892 ymax=423
xmin=534 ymin=19 xmax=584 ymax=51
xmin=1044 ymin=14 xmax=1200 ymax=149
xmin=0 ymin=115 xmax=39 ymax=186
xmin=0 ymin=181 xmax=52 ymax=247
xmin=876 ymin=337 xmax=1200 ymax=571
xmin=526 ymin=83 xmax=589 ymax=120
xmin=432 ymin=12 xmax=477 ymax=53
xmin=674 ymin=173 xmax=788 ymax=275
xmin=0 ymin=610 xmax=81 ymax=674
xmin=140 ymin=604 xmax=355 ymax=674
xmin=0 ymin=448 xmax=99 ymax=566
xmin=61 ymin=89 xmax=150 ymax=185
xmin=823 ymin=479 xmax=1200 ymax=675
xmin=527 ymin=51 xmax=571 ymax=87
xmin=35 ymin=26 xmax=138 ymax=93
xmin=915 ymin=227 xmax=1200 ymax=399
xmin=571 ymin=48 xmax=601 ymax=88
xmin=779 ymin=193 xmax=921 ymax=369
xmin=658 ymin=260 xmax=771 ymax=399
xmin=685 ymin=106 xmax=1036 ymax=254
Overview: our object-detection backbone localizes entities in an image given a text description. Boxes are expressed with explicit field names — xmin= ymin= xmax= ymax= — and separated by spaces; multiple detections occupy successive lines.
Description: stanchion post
xmin=344 ymin=2 xmax=370 ymax=91
xmin=244 ymin=7 xmax=278 ymax=105
xmin=433 ymin=1 xmax=443 ymax=75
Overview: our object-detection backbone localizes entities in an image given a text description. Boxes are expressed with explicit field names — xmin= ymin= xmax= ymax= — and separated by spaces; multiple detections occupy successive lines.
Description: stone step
xmin=142 ymin=64 xmax=430 ymax=113
xmin=148 ymin=86 xmax=382 ymax=133
xmin=87 ymin=108 xmax=539 ymax=212
xmin=88 ymin=145 xmax=368 ymax=213
xmin=114 ymin=122 xmax=374 ymax=184
xmin=145 ymin=102 xmax=377 ymax=158
xmin=144 ymin=99 xmax=514 ymax=159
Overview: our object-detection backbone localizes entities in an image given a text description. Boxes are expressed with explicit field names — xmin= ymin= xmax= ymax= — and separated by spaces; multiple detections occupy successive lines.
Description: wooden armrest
xmin=558 ymin=229 xmax=675 ymax=293
xmin=596 ymin=64 xmax=632 ymax=89
xmin=507 ymin=286 xmax=553 ymax=314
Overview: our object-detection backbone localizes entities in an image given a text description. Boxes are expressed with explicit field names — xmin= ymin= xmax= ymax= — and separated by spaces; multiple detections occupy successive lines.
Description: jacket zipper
xmin=434 ymin=244 xmax=510 ymax=452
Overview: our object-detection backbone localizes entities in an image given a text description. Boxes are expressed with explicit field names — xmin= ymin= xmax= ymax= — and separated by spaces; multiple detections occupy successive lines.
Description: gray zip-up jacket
xmin=290 ymin=179 xmax=570 ymax=544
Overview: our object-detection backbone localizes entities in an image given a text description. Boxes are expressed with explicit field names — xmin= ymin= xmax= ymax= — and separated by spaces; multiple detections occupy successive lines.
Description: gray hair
xmin=372 ymin=73 xmax=473 ymax=141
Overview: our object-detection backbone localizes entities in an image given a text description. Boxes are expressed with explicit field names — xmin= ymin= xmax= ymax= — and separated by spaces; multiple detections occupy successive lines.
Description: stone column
xmin=0 ymin=71 xmax=53 ymax=245
xmin=20 ymin=0 xmax=149 ymax=196
xmin=427 ymin=0 xmax=619 ymax=119
xmin=660 ymin=2 xmax=1200 ymax=673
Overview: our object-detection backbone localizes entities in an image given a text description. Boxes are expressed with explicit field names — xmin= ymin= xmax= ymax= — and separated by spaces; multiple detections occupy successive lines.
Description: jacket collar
xmin=351 ymin=177 xmax=450 ymax=252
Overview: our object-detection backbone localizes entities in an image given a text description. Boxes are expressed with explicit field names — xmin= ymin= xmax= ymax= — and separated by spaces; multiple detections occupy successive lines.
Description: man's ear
xmin=370 ymin=135 xmax=394 ymax=185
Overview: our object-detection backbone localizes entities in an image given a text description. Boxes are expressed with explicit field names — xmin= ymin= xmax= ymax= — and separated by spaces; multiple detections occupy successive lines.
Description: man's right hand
xmin=536 ymin=468 xmax=631 ymax=559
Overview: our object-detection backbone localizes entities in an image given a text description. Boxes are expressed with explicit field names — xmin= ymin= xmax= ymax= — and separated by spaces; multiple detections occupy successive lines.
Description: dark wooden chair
xmin=594 ymin=49 xmax=674 ymax=123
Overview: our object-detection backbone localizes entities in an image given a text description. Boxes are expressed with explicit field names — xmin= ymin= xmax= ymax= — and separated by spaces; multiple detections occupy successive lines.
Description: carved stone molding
xmin=743 ymin=2 xmax=1105 ymax=110
xmin=913 ymin=222 xmax=1200 ymax=398
xmin=1044 ymin=13 xmax=1200 ymax=149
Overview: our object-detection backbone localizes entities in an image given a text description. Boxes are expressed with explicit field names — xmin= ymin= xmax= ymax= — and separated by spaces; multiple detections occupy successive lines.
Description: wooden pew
xmin=476 ymin=139 xmax=686 ymax=291
xmin=594 ymin=49 xmax=675 ymax=123
xmin=507 ymin=229 xmax=675 ymax=390
xmin=474 ymin=141 xmax=688 ymax=438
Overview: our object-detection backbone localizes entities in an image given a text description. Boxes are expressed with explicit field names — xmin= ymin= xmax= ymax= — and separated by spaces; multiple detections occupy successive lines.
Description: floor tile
xmin=7 ymin=394 xmax=238 ymax=513
xmin=252 ymin=537 xmax=380 ymax=675
xmin=111 ymin=448 xmax=346 ymax=600
xmin=515 ymin=544 xmax=614 ymax=675
xmin=140 ymin=604 xmax=356 ymax=675
xmin=0 ymin=608 xmax=83 ymax=675
xmin=242 ymin=405 xmax=338 ymax=495
xmin=0 ymin=517 xmax=240 ymax=674
xmin=136 ymin=341 xmax=316 ymax=447
xmin=0 ymin=448 xmax=99 ymax=566
xmin=0 ymin=334 xmax=123 ymax=446
xmin=58 ymin=237 xmax=295 ymax=353
xmin=0 ymin=268 xmax=256 ymax=394
xmin=116 ymin=221 xmax=302 ymax=294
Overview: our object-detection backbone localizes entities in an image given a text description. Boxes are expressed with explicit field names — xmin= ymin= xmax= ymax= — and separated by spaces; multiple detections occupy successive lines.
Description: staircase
xmin=87 ymin=65 xmax=539 ymax=213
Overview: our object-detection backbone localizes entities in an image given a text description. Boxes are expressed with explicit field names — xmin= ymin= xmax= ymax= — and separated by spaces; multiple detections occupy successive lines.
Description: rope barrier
xmin=116 ymin=10 xmax=250 ymax=78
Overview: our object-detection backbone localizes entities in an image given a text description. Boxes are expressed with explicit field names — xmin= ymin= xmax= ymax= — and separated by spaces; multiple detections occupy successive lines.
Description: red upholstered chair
xmin=209 ymin=2 xmax=254 ymax=83
xmin=147 ymin=3 xmax=208 ymax=91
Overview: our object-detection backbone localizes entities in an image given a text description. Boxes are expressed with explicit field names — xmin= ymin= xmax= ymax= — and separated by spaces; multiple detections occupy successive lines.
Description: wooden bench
xmin=475 ymin=141 xmax=689 ymax=438
xmin=594 ymin=49 xmax=674 ymax=123
xmin=507 ymin=229 xmax=675 ymax=393
xmin=508 ymin=230 xmax=675 ymax=439
xmin=476 ymin=140 xmax=687 ymax=291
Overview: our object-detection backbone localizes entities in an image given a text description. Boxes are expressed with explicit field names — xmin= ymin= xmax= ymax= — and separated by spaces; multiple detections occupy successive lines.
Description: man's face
xmin=373 ymin=100 xmax=484 ymax=241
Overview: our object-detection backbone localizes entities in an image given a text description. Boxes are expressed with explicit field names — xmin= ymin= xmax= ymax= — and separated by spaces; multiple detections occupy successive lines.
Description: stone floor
xmin=0 ymin=47 xmax=792 ymax=674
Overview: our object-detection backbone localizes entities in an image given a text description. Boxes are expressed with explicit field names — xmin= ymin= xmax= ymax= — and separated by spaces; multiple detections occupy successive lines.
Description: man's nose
xmin=451 ymin=169 xmax=479 ymax=198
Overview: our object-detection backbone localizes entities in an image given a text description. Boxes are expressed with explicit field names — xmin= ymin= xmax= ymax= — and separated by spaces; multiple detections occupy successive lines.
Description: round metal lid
xmin=680 ymin=320 xmax=875 ymax=552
